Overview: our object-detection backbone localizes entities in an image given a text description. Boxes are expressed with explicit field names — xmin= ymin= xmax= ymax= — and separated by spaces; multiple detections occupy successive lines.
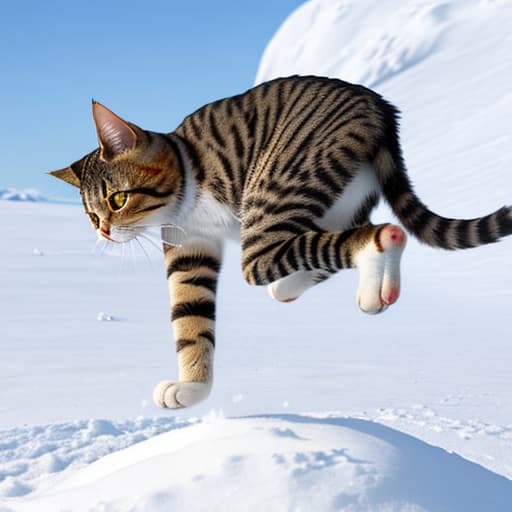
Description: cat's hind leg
xmin=242 ymin=222 xmax=406 ymax=314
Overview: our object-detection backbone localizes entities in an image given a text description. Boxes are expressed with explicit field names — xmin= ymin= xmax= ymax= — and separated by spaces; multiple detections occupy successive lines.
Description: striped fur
xmin=176 ymin=76 xmax=511 ymax=256
xmin=50 ymin=75 xmax=512 ymax=408
xmin=164 ymin=244 xmax=221 ymax=385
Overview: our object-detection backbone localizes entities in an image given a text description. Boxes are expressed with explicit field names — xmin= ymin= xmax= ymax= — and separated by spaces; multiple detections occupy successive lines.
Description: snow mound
xmin=4 ymin=415 xmax=512 ymax=512
xmin=256 ymin=0 xmax=512 ymax=91
xmin=0 ymin=416 xmax=192 ymax=500
xmin=0 ymin=188 xmax=46 ymax=202
xmin=256 ymin=0 xmax=457 ymax=87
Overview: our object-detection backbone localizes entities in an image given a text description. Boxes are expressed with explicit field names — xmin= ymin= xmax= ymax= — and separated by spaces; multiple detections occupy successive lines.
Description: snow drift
xmin=6 ymin=415 xmax=512 ymax=512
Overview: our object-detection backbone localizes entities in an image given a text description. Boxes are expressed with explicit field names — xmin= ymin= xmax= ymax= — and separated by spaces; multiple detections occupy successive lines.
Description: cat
xmin=50 ymin=75 xmax=512 ymax=409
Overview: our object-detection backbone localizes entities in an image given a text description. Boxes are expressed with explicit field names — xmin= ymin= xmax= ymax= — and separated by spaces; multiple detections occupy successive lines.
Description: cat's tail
xmin=373 ymin=104 xmax=512 ymax=250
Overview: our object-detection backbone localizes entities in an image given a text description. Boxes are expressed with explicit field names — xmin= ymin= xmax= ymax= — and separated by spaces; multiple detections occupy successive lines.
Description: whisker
xmin=116 ymin=223 xmax=187 ymax=248
xmin=141 ymin=229 xmax=180 ymax=249
xmin=98 ymin=239 xmax=109 ymax=258
xmin=138 ymin=233 xmax=163 ymax=254
xmin=135 ymin=236 xmax=153 ymax=269
xmin=117 ymin=241 xmax=126 ymax=278
xmin=92 ymin=237 xmax=103 ymax=255
xmin=129 ymin=239 xmax=137 ymax=270
xmin=144 ymin=226 xmax=187 ymax=248
xmin=139 ymin=230 xmax=162 ymax=245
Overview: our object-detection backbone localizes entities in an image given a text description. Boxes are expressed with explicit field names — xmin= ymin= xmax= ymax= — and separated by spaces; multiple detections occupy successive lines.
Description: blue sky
xmin=0 ymin=0 xmax=303 ymax=200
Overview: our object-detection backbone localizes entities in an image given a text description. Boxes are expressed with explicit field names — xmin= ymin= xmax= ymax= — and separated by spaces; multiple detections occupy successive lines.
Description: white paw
xmin=355 ymin=225 xmax=406 ymax=314
xmin=153 ymin=380 xmax=211 ymax=409
xmin=268 ymin=270 xmax=326 ymax=303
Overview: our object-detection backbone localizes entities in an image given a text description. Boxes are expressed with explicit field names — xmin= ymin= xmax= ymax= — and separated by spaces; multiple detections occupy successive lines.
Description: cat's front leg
xmin=153 ymin=239 xmax=222 ymax=409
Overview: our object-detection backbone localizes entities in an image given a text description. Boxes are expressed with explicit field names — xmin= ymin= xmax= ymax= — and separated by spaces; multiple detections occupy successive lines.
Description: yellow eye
xmin=107 ymin=191 xmax=128 ymax=212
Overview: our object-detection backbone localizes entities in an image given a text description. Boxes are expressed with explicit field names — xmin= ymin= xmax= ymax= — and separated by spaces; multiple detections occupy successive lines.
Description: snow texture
xmin=2 ymin=415 xmax=512 ymax=511
xmin=2 ymin=0 xmax=512 ymax=510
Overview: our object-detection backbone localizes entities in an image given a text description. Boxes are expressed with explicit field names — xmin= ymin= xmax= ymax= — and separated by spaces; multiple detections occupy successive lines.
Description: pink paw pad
xmin=382 ymin=284 xmax=400 ymax=305
xmin=378 ymin=225 xmax=406 ymax=251
xmin=356 ymin=224 xmax=407 ymax=314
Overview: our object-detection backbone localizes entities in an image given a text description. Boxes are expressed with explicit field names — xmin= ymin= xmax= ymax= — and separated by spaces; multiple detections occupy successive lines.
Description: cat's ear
xmin=92 ymin=101 xmax=142 ymax=161
xmin=48 ymin=163 xmax=82 ymax=188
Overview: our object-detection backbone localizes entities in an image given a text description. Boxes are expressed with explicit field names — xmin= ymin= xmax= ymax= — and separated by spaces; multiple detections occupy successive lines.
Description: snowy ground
xmin=1 ymin=0 xmax=512 ymax=510
xmin=3 ymin=415 xmax=512 ymax=512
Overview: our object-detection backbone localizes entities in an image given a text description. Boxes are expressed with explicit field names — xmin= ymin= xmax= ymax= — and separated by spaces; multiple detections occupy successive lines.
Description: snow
xmin=4 ymin=415 xmax=512 ymax=512
xmin=0 ymin=188 xmax=45 ymax=202
xmin=2 ymin=0 xmax=512 ymax=510
xmin=257 ymin=0 xmax=449 ymax=88
xmin=0 ymin=416 xmax=187 ymax=498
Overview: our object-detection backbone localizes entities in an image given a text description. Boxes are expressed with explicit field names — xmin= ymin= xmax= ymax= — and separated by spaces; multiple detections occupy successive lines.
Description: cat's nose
xmin=99 ymin=222 xmax=114 ymax=241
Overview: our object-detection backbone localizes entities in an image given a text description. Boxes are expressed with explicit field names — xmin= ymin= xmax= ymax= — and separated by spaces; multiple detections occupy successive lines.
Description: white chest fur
xmin=184 ymin=191 xmax=241 ymax=241
xmin=317 ymin=164 xmax=381 ymax=231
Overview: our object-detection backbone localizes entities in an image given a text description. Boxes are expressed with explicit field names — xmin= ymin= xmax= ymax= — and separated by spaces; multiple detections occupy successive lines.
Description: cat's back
xmin=177 ymin=75 xmax=382 ymax=133
xmin=174 ymin=76 xmax=391 ymax=212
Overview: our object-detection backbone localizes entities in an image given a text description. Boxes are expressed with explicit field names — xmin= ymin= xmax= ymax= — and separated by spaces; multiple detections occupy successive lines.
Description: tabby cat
xmin=50 ymin=75 xmax=512 ymax=409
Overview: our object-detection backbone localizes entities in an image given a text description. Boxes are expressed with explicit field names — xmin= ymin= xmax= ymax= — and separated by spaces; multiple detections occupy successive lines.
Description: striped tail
xmin=373 ymin=104 xmax=512 ymax=250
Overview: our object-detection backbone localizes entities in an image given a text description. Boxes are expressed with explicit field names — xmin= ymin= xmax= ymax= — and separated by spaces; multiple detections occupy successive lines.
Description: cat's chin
xmin=153 ymin=380 xmax=212 ymax=409
xmin=97 ymin=227 xmax=139 ymax=244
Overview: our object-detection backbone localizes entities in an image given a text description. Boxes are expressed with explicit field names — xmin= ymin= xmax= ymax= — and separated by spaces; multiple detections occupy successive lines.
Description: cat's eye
xmin=107 ymin=192 xmax=129 ymax=212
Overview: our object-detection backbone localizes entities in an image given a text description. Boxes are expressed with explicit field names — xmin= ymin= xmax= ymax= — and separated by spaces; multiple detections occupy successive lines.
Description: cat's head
xmin=50 ymin=102 xmax=185 ymax=242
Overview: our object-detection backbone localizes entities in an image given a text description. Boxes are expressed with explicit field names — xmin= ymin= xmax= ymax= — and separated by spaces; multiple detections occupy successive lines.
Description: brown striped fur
xmin=50 ymin=76 xmax=512 ymax=408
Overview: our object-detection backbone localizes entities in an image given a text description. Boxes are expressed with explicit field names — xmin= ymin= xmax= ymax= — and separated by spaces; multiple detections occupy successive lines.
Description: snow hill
xmin=2 ymin=0 xmax=512 ymax=510
xmin=0 ymin=188 xmax=45 ymax=202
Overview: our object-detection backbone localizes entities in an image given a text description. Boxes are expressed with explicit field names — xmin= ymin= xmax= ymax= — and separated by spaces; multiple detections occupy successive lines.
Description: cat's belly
xmin=184 ymin=165 xmax=379 ymax=244
xmin=316 ymin=164 xmax=380 ymax=231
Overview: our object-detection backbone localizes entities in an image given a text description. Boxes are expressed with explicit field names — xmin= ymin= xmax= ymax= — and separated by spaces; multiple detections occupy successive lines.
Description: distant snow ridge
xmin=0 ymin=188 xmax=46 ymax=202
xmin=257 ymin=0 xmax=470 ymax=87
